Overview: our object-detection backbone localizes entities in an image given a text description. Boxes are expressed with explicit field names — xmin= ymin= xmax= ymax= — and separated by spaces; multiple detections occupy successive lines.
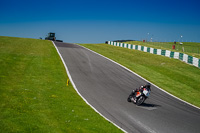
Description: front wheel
xmin=127 ymin=95 xmax=132 ymax=102
xmin=136 ymin=96 xmax=145 ymax=106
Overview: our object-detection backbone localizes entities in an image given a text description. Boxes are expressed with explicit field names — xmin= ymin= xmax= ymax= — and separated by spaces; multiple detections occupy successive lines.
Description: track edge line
xmin=52 ymin=41 xmax=128 ymax=133
xmin=78 ymin=44 xmax=200 ymax=110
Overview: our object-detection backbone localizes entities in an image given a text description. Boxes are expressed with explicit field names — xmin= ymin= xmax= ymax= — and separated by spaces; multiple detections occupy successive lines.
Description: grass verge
xmin=80 ymin=43 xmax=200 ymax=108
xmin=0 ymin=36 xmax=122 ymax=133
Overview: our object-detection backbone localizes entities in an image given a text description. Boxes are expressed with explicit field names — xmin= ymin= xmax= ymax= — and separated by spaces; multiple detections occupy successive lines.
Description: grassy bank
xmin=0 ymin=36 xmax=122 ymax=133
xmin=80 ymin=43 xmax=200 ymax=107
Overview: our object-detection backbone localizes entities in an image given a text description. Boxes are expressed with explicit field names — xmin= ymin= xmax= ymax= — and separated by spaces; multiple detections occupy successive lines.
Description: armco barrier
xmin=107 ymin=41 xmax=200 ymax=68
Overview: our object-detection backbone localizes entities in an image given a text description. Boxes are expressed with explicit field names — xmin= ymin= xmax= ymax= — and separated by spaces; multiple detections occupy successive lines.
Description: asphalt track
xmin=54 ymin=42 xmax=200 ymax=133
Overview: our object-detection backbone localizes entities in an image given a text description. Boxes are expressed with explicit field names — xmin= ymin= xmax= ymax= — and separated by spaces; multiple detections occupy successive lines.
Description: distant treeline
xmin=113 ymin=40 xmax=136 ymax=42
xmin=105 ymin=40 xmax=136 ymax=44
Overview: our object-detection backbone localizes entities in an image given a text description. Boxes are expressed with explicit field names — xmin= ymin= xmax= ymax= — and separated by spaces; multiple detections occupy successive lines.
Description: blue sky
xmin=0 ymin=0 xmax=200 ymax=43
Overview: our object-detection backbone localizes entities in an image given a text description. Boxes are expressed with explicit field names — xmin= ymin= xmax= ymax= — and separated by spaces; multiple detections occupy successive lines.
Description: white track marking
xmin=79 ymin=44 xmax=200 ymax=110
xmin=52 ymin=41 xmax=128 ymax=133
xmin=53 ymin=41 xmax=200 ymax=133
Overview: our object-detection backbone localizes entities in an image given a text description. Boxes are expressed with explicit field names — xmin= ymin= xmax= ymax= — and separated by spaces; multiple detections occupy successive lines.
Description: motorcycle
xmin=127 ymin=88 xmax=150 ymax=106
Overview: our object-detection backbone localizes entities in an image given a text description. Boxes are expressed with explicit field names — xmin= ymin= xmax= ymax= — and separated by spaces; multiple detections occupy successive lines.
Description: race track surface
xmin=54 ymin=42 xmax=200 ymax=133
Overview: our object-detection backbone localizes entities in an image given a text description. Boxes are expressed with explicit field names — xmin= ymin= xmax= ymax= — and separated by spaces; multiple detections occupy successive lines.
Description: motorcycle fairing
xmin=136 ymin=91 xmax=141 ymax=97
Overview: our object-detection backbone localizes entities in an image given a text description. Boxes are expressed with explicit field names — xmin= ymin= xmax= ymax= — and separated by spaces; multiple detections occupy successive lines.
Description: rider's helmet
xmin=146 ymin=83 xmax=151 ymax=88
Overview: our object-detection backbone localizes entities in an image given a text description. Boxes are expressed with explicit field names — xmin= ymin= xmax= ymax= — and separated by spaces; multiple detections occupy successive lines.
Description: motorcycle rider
xmin=131 ymin=83 xmax=151 ymax=102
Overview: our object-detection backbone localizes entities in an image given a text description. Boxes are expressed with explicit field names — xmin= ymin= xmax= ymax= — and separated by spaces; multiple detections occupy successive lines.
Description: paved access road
xmin=54 ymin=42 xmax=200 ymax=133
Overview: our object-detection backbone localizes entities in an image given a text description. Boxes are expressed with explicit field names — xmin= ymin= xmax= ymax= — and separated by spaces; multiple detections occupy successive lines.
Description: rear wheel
xmin=136 ymin=96 xmax=145 ymax=105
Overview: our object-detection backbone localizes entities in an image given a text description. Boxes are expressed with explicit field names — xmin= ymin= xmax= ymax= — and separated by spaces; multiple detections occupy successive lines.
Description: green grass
xmin=0 ymin=36 xmax=122 ymax=133
xmin=124 ymin=41 xmax=200 ymax=58
xmin=80 ymin=43 xmax=200 ymax=108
